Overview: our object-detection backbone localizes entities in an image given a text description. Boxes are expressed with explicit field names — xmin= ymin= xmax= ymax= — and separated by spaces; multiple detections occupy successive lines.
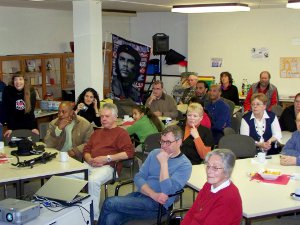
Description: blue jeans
xmin=98 ymin=192 xmax=167 ymax=225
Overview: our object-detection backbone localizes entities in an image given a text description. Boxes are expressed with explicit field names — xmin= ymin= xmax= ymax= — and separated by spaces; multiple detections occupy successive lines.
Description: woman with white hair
xmin=181 ymin=149 xmax=242 ymax=225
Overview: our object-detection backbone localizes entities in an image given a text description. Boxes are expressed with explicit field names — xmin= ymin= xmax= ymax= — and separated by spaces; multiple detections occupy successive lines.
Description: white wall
xmin=0 ymin=6 xmax=73 ymax=54
xmin=130 ymin=12 xmax=188 ymax=95
xmin=188 ymin=8 xmax=300 ymax=96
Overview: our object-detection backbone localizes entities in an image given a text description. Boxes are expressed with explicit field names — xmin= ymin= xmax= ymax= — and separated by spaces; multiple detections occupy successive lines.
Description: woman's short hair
xmin=187 ymin=103 xmax=204 ymax=117
xmin=205 ymin=149 xmax=236 ymax=177
xmin=102 ymin=103 xmax=118 ymax=117
xmin=294 ymin=92 xmax=300 ymax=101
xmin=161 ymin=125 xmax=183 ymax=141
xmin=220 ymin=71 xmax=233 ymax=84
xmin=251 ymin=93 xmax=268 ymax=105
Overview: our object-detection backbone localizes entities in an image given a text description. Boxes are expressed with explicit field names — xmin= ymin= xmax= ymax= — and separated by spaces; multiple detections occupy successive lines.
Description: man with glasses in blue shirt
xmin=98 ymin=125 xmax=192 ymax=225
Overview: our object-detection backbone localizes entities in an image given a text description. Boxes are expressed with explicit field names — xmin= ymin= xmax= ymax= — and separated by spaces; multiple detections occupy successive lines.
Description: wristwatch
xmin=107 ymin=155 xmax=112 ymax=163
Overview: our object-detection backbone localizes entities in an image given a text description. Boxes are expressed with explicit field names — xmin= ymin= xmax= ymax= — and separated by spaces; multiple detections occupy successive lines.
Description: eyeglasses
xmin=160 ymin=139 xmax=179 ymax=146
xmin=205 ymin=163 xmax=223 ymax=172
xmin=251 ymin=103 xmax=264 ymax=107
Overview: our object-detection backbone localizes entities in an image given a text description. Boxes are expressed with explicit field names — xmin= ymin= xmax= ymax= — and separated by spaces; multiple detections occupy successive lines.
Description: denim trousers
xmin=98 ymin=192 xmax=167 ymax=225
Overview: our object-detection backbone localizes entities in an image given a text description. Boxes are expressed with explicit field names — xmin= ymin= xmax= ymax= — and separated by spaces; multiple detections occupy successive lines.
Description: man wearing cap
xmin=44 ymin=101 xmax=94 ymax=161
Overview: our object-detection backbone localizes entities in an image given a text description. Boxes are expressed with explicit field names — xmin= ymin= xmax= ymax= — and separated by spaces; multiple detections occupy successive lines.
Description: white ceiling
xmin=0 ymin=0 xmax=289 ymax=12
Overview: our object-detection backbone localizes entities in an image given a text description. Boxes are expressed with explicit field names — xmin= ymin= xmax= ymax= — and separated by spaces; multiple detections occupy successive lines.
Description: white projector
xmin=0 ymin=198 xmax=40 ymax=224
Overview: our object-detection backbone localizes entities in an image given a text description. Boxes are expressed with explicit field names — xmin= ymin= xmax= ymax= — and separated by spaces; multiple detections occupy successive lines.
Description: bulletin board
xmin=280 ymin=57 xmax=300 ymax=78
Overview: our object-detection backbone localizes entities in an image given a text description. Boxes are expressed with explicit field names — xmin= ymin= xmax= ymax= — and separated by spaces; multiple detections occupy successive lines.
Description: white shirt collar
xmin=210 ymin=179 xmax=230 ymax=193
xmin=250 ymin=110 xmax=269 ymax=120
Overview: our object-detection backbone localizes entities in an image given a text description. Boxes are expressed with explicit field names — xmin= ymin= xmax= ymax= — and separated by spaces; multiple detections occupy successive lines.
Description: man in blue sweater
xmin=206 ymin=84 xmax=231 ymax=145
xmin=98 ymin=125 xmax=192 ymax=225
xmin=280 ymin=112 xmax=300 ymax=166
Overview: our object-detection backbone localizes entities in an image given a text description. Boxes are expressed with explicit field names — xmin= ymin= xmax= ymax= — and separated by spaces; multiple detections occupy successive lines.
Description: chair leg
xmin=4 ymin=184 xmax=8 ymax=198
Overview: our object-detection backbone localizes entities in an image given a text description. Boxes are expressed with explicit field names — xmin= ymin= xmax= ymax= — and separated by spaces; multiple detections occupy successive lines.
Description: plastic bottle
xmin=244 ymin=79 xmax=249 ymax=95
xmin=241 ymin=79 xmax=245 ymax=96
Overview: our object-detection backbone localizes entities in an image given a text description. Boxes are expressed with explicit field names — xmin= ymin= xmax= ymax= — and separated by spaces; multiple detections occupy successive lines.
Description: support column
xmin=73 ymin=0 xmax=103 ymax=99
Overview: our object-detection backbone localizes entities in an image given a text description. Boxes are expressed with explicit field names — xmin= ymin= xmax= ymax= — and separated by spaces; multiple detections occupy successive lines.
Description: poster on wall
xmin=251 ymin=47 xmax=269 ymax=59
xmin=211 ymin=58 xmax=222 ymax=67
xmin=280 ymin=57 xmax=300 ymax=78
xmin=111 ymin=34 xmax=151 ymax=103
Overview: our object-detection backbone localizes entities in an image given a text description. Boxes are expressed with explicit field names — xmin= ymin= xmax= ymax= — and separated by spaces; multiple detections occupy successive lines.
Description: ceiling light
xmin=286 ymin=0 xmax=300 ymax=9
xmin=172 ymin=3 xmax=250 ymax=13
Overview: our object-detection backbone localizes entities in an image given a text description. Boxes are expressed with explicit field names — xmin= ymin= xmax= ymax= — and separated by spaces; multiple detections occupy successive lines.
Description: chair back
xmin=218 ymin=134 xmax=256 ymax=158
xmin=39 ymin=122 xmax=49 ymax=141
xmin=231 ymin=116 xmax=241 ymax=134
xmin=223 ymin=127 xmax=236 ymax=136
xmin=271 ymin=105 xmax=283 ymax=117
xmin=222 ymin=98 xmax=235 ymax=116
xmin=143 ymin=132 xmax=161 ymax=153
xmin=4 ymin=129 xmax=40 ymax=145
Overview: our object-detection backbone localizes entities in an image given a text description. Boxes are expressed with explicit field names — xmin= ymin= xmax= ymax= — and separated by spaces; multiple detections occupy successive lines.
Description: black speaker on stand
xmin=152 ymin=33 xmax=169 ymax=81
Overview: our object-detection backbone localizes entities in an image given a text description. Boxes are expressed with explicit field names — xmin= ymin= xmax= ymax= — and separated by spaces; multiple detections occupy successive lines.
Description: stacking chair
xmin=231 ymin=116 xmax=241 ymax=134
xmin=114 ymin=179 xmax=184 ymax=225
xmin=135 ymin=132 xmax=161 ymax=163
xmin=271 ymin=105 xmax=283 ymax=118
xmin=4 ymin=129 xmax=40 ymax=145
xmin=103 ymin=158 xmax=135 ymax=198
xmin=218 ymin=134 xmax=256 ymax=158
xmin=223 ymin=127 xmax=236 ymax=136
xmin=221 ymin=98 xmax=235 ymax=116
xmin=38 ymin=122 xmax=49 ymax=141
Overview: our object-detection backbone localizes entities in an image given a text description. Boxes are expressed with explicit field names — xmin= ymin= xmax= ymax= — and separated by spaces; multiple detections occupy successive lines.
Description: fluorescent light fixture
xmin=287 ymin=0 xmax=300 ymax=9
xmin=172 ymin=3 xmax=250 ymax=13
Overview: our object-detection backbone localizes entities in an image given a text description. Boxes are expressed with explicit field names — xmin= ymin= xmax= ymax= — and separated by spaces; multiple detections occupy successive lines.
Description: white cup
xmin=0 ymin=141 xmax=4 ymax=153
xmin=295 ymin=188 xmax=300 ymax=197
xmin=124 ymin=115 xmax=129 ymax=120
xmin=255 ymin=152 xmax=266 ymax=163
xmin=59 ymin=152 xmax=69 ymax=162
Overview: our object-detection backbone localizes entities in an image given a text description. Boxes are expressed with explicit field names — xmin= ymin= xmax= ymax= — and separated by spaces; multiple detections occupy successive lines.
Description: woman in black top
xmin=220 ymin=71 xmax=240 ymax=105
xmin=3 ymin=74 xmax=39 ymax=138
xmin=74 ymin=88 xmax=101 ymax=127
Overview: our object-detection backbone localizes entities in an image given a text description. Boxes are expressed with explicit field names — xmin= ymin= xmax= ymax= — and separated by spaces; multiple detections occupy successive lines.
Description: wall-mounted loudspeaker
xmin=152 ymin=33 xmax=169 ymax=55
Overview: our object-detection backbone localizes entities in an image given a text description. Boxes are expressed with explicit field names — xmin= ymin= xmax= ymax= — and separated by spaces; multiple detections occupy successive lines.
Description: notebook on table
xmin=34 ymin=175 xmax=89 ymax=205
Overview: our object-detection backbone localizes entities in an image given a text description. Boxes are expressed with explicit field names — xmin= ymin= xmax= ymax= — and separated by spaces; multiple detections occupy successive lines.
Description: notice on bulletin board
xmin=280 ymin=57 xmax=300 ymax=78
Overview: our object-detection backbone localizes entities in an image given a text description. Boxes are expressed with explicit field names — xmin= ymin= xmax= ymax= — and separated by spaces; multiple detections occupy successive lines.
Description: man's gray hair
xmin=161 ymin=125 xmax=182 ymax=141
xmin=205 ymin=149 xmax=236 ymax=177
xmin=102 ymin=103 xmax=118 ymax=117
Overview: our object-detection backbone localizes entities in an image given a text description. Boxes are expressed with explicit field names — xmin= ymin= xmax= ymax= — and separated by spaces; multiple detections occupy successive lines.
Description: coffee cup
xmin=59 ymin=152 xmax=69 ymax=162
xmin=124 ymin=115 xmax=130 ymax=120
xmin=255 ymin=152 xmax=266 ymax=163
xmin=291 ymin=188 xmax=300 ymax=198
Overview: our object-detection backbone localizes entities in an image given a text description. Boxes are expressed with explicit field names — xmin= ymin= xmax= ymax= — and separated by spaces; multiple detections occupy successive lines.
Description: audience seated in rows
xmin=181 ymin=149 xmax=242 ymax=225
xmin=280 ymin=112 xmax=300 ymax=166
xmin=206 ymin=84 xmax=231 ymax=145
xmin=145 ymin=80 xmax=178 ymax=119
xmin=126 ymin=105 xmax=164 ymax=151
xmin=2 ymin=73 xmax=39 ymax=138
xmin=244 ymin=71 xmax=278 ymax=112
xmin=194 ymin=80 xmax=210 ymax=108
xmin=188 ymin=96 xmax=211 ymax=129
xmin=74 ymin=87 xmax=101 ymax=127
xmin=279 ymin=92 xmax=300 ymax=132
xmin=180 ymin=74 xmax=198 ymax=104
xmin=179 ymin=103 xmax=214 ymax=165
xmin=44 ymin=101 xmax=94 ymax=161
xmin=220 ymin=71 xmax=240 ymax=105
xmin=240 ymin=93 xmax=282 ymax=155
xmin=98 ymin=125 xmax=192 ymax=225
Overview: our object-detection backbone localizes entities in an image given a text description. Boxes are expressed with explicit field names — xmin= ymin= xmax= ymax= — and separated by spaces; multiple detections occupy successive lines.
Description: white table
xmin=0 ymin=197 xmax=93 ymax=225
xmin=0 ymin=146 xmax=88 ymax=197
xmin=280 ymin=131 xmax=293 ymax=145
xmin=187 ymin=155 xmax=300 ymax=225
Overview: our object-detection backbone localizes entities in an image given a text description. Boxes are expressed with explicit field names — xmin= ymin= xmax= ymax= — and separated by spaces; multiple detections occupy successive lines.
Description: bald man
xmin=44 ymin=101 xmax=94 ymax=161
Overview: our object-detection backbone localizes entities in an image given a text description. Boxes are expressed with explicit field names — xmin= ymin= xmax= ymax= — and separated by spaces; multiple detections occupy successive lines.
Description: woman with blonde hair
xmin=180 ymin=103 xmax=214 ymax=165
xmin=3 ymin=73 xmax=39 ymax=138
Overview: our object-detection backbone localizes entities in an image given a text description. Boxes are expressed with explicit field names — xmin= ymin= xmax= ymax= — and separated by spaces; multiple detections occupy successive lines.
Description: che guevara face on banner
xmin=111 ymin=34 xmax=150 ymax=103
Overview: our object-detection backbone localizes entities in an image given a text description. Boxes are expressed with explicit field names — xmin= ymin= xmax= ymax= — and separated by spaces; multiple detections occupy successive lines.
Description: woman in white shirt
xmin=240 ymin=93 xmax=282 ymax=155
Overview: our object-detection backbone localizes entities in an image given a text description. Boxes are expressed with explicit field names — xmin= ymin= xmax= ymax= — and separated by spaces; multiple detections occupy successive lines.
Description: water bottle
xmin=244 ymin=79 xmax=249 ymax=95
xmin=241 ymin=79 xmax=245 ymax=96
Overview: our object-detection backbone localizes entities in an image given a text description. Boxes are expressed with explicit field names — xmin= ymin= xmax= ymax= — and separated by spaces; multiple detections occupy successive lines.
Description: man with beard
xmin=243 ymin=71 xmax=278 ymax=112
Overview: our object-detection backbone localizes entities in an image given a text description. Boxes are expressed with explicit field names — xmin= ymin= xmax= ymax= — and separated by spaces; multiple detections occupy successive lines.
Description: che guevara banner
xmin=111 ymin=34 xmax=151 ymax=103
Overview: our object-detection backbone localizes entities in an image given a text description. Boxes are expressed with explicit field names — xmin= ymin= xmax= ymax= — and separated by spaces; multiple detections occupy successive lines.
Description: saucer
xmin=290 ymin=193 xmax=300 ymax=201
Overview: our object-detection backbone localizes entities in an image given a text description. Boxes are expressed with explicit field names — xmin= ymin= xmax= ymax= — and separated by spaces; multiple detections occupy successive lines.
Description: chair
xmin=221 ymin=98 xmax=235 ymax=116
xmin=231 ymin=116 xmax=241 ymax=134
xmin=223 ymin=127 xmax=236 ymax=136
xmin=38 ymin=122 xmax=49 ymax=141
xmin=114 ymin=179 xmax=184 ymax=225
xmin=218 ymin=134 xmax=256 ymax=158
xmin=103 ymin=158 xmax=135 ymax=198
xmin=135 ymin=132 xmax=161 ymax=163
xmin=271 ymin=105 xmax=283 ymax=118
xmin=4 ymin=129 xmax=40 ymax=145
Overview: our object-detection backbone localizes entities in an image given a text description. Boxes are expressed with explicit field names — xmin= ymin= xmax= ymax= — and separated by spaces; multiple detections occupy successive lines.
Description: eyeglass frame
xmin=204 ymin=162 xmax=224 ymax=172
xmin=159 ymin=139 xmax=179 ymax=146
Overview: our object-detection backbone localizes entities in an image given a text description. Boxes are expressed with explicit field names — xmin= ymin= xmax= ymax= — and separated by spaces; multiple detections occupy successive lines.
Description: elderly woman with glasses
xmin=181 ymin=149 xmax=242 ymax=225
xmin=180 ymin=103 xmax=214 ymax=165
xmin=240 ymin=93 xmax=282 ymax=155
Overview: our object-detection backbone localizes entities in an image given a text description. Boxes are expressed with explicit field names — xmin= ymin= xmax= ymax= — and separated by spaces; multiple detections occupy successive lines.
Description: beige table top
xmin=187 ymin=155 xmax=300 ymax=219
xmin=280 ymin=131 xmax=293 ymax=145
xmin=35 ymin=110 xmax=58 ymax=118
xmin=0 ymin=145 xmax=88 ymax=183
